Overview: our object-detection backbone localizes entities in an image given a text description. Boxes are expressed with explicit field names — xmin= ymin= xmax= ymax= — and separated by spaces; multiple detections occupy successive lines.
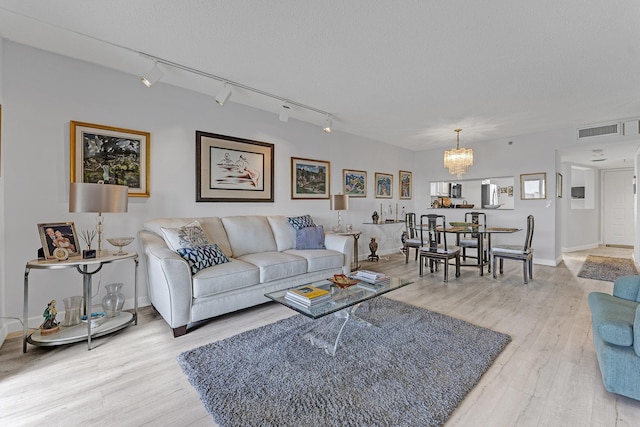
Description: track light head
xmin=140 ymin=62 xmax=163 ymax=88
xmin=323 ymin=116 xmax=332 ymax=133
xmin=215 ymin=83 xmax=232 ymax=106
xmin=279 ymin=103 xmax=290 ymax=122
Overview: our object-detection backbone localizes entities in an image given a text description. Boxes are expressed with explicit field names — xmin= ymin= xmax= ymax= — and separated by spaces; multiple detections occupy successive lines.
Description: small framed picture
xmin=556 ymin=172 xmax=563 ymax=198
xmin=38 ymin=222 xmax=80 ymax=260
xmin=343 ymin=169 xmax=367 ymax=197
xmin=291 ymin=157 xmax=330 ymax=199
xmin=375 ymin=172 xmax=393 ymax=198
xmin=399 ymin=170 xmax=412 ymax=199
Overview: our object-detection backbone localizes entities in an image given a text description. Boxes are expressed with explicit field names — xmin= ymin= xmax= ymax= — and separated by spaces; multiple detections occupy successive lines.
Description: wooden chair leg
xmin=444 ymin=261 xmax=449 ymax=282
xmin=492 ymin=255 xmax=498 ymax=278
xmin=419 ymin=255 xmax=424 ymax=276
xmin=455 ymin=255 xmax=461 ymax=277
xmin=523 ymin=261 xmax=528 ymax=284
xmin=499 ymin=258 xmax=504 ymax=274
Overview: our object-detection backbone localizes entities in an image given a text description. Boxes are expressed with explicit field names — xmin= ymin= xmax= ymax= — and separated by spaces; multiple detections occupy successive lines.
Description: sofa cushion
xmin=161 ymin=220 xmax=210 ymax=251
xmin=267 ymin=215 xmax=296 ymax=252
xmin=221 ymin=216 xmax=277 ymax=257
xmin=177 ymin=244 xmax=229 ymax=275
xmin=286 ymin=214 xmax=315 ymax=230
xmin=144 ymin=217 xmax=232 ymax=257
xmin=295 ymin=225 xmax=326 ymax=250
xmin=237 ymin=252 xmax=307 ymax=283
xmin=285 ymin=249 xmax=344 ymax=273
xmin=589 ymin=292 xmax=638 ymax=347
xmin=192 ymin=259 xmax=260 ymax=298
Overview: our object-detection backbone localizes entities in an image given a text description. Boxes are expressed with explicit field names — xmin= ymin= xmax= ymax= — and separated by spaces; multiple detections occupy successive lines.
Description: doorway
xmin=602 ymin=168 xmax=635 ymax=247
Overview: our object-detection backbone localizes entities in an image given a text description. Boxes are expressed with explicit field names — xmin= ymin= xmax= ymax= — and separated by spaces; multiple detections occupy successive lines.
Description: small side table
xmin=23 ymin=251 xmax=138 ymax=352
xmin=335 ymin=230 xmax=362 ymax=271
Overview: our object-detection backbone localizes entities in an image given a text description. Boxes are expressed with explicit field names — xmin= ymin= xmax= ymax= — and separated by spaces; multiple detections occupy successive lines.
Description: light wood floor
xmin=2 ymin=247 xmax=640 ymax=426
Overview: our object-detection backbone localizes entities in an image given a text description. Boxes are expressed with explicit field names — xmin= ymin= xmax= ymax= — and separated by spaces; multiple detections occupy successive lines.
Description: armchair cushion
xmin=589 ymin=291 xmax=638 ymax=347
xmin=613 ymin=275 xmax=640 ymax=302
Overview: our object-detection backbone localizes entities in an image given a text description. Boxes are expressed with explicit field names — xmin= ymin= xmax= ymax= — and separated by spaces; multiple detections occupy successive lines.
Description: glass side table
xmin=23 ymin=251 xmax=138 ymax=352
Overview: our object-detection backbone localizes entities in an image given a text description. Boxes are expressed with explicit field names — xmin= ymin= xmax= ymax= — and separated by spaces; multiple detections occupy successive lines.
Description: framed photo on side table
xmin=291 ymin=157 xmax=330 ymax=199
xmin=399 ymin=170 xmax=412 ymax=199
xmin=70 ymin=121 xmax=150 ymax=197
xmin=38 ymin=222 xmax=80 ymax=260
xmin=196 ymin=131 xmax=274 ymax=202
xmin=343 ymin=169 xmax=367 ymax=197
xmin=375 ymin=172 xmax=393 ymax=198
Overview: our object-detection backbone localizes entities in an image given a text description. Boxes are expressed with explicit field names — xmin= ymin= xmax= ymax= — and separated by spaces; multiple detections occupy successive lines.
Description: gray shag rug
xmin=177 ymin=298 xmax=511 ymax=427
xmin=577 ymin=255 xmax=638 ymax=282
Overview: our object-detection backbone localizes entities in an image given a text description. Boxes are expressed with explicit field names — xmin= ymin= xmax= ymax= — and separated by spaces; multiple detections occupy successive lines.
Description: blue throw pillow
xmin=177 ymin=244 xmax=230 ymax=274
xmin=287 ymin=214 xmax=316 ymax=230
xmin=295 ymin=225 xmax=326 ymax=250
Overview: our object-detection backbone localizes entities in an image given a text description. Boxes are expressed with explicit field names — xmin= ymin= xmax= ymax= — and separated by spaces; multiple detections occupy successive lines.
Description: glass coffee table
xmin=265 ymin=276 xmax=413 ymax=356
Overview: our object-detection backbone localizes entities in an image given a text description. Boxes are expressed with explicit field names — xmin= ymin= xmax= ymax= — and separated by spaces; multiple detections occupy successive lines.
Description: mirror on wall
xmin=429 ymin=176 xmax=515 ymax=210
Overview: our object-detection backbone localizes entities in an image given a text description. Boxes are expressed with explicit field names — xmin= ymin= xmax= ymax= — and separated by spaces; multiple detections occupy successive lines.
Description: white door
xmin=603 ymin=169 xmax=635 ymax=247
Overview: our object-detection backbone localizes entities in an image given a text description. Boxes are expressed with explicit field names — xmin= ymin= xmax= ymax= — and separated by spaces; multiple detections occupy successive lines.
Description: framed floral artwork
xmin=70 ymin=121 xmax=150 ymax=197
xmin=196 ymin=131 xmax=274 ymax=202
xmin=375 ymin=172 xmax=393 ymax=198
xmin=399 ymin=170 xmax=412 ymax=199
xmin=343 ymin=169 xmax=367 ymax=197
xmin=291 ymin=157 xmax=330 ymax=199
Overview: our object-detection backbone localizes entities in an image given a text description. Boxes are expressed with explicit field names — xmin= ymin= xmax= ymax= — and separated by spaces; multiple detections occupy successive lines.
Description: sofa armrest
xmin=324 ymin=233 xmax=353 ymax=274
xmin=613 ymin=275 xmax=640 ymax=302
xmin=138 ymin=230 xmax=193 ymax=329
xmin=635 ymin=305 xmax=640 ymax=357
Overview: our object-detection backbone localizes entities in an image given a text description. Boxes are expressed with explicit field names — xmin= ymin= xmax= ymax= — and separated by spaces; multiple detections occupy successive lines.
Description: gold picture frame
xmin=291 ymin=157 xmax=330 ymax=199
xmin=375 ymin=172 xmax=393 ymax=198
xmin=70 ymin=121 xmax=150 ymax=197
xmin=399 ymin=170 xmax=412 ymax=199
xmin=520 ymin=172 xmax=547 ymax=200
xmin=343 ymin=169 xmax=367 ymax=197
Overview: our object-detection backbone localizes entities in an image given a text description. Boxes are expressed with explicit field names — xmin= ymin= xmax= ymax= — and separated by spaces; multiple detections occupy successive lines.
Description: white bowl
xmin=107 ymin=237 xmax=135 ymax=247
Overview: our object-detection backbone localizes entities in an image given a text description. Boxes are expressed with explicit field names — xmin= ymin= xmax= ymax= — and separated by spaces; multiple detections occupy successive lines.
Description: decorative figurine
xmin=40 ymin=299 xmax=60 ymax=335
xmin=368 ymin=237 xmax=379 ymax=262
xmin=372 ymin=211 xmax=379 ymax=224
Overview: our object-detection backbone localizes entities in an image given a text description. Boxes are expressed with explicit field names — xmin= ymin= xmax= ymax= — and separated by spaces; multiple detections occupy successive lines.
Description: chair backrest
xmin=405 ymin=212 xmax=417 ymax=239
xmin=464 ymin=211 xmax=486 ymax=226
xmin=419 ymin=214 xmax=448 ymax=250
xmin=523 ymin=215 xmax=534 ymax=251
xmin=464 ymin=211 xmax=486 ymax=238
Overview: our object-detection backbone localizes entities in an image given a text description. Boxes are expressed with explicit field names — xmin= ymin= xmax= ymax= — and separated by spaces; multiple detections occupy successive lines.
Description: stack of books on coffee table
xmin=285 ymin=285 xmax=331 ymax=307
xmin=349 ymin=269 xmax=390 ymax=290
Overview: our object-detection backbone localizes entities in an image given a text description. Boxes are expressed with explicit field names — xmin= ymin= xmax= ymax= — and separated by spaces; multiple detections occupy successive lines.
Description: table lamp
xmin=69 ymin=182 xmax=128 ymax=256
xmin=330 ymin=194 xmax=349 ymax=233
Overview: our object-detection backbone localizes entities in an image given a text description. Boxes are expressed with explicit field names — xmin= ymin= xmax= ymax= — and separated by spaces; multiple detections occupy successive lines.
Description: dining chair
xmin=418 ymin=214 xmax=460 ymax=282
xmin=492 ymin=215 xmax=534 ymax=284
xmin=403 ymin=212 xmax=421 ymax=263
xmin=458 ymin=211 xmax=487 ymax=264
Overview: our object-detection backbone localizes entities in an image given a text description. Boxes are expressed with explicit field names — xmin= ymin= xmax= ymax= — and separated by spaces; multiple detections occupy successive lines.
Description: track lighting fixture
xmin=279 ymin=103 xmax=290 ymax=122
xmin=215 ymin=83 xmax=232 ymax=106
xmin=140 ymin=61 xmax=164 ymax=88
xmin=323 ymin=116 xmax=332 ymax=133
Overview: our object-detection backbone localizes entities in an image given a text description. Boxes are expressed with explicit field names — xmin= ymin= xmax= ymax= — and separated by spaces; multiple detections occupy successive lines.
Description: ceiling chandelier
xmin=444 ymin=128 xmax=473 ymax=179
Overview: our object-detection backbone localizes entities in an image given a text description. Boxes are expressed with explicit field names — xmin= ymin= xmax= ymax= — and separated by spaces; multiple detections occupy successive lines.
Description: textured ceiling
xmin=1 ymin=0 xmax=640 ymax=164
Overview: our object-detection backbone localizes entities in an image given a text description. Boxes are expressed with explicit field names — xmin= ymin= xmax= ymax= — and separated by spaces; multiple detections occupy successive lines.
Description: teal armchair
xmin=588 ymin=275 xmax=640 ymax=400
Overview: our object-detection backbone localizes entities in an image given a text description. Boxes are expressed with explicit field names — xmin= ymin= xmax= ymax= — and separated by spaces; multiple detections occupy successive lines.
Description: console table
xmin=23 ymin=251 xmax=138 ymax=352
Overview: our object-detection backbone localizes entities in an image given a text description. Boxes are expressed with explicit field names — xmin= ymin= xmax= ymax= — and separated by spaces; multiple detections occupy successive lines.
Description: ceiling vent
xmin=577 ymin=122 xmax=621 ymax=139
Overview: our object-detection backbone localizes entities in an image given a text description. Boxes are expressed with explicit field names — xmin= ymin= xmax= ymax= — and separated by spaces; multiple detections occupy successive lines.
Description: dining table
xmin=439 ymin=225 xmax=522 ymax=276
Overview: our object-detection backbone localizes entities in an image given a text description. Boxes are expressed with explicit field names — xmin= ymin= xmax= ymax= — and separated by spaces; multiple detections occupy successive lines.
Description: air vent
xmin=577 ymin=122 xmax=621 ymax=139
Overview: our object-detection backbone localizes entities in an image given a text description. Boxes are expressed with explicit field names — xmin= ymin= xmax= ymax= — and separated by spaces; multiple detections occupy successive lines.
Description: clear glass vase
xmin=102 ymin=283 xmax=125 ymax=317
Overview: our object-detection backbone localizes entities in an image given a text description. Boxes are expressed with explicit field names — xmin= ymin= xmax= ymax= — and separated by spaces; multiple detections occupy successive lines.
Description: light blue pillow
xmin=177 ymin=244 xmax=229 ymax=274
xmin=295 ymin=225 xmax=326 ymax=250
xmin=287 ymin=214 xmax=316 ymax=230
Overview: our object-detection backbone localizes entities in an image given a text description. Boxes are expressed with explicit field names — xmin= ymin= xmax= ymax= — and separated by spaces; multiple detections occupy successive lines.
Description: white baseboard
xmin=562 ymin=243 xmax=600 ymax=253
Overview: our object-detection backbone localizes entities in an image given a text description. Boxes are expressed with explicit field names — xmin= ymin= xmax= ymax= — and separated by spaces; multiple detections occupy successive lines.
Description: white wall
xmin=1 ymin=41 xmax=418 ymax=333
xmin=0 ymin=36 xmax=6 ymax=344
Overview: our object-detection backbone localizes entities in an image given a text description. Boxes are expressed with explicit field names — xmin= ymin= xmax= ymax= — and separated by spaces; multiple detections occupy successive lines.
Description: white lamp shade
xmin=330 ymin=194 xmax=349 ymax=211
xmin=69 ymin=182 xmax=129 ymax=213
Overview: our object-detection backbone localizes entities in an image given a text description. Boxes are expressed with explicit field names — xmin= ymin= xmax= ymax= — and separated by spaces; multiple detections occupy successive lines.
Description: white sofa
xmin=138 ymin=215 xmax=353 ymax=336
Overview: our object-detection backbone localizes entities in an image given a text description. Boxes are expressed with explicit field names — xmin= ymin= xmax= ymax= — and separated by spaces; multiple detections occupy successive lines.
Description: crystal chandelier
xmin=444 ymin=128 xmax=473 ymax=179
